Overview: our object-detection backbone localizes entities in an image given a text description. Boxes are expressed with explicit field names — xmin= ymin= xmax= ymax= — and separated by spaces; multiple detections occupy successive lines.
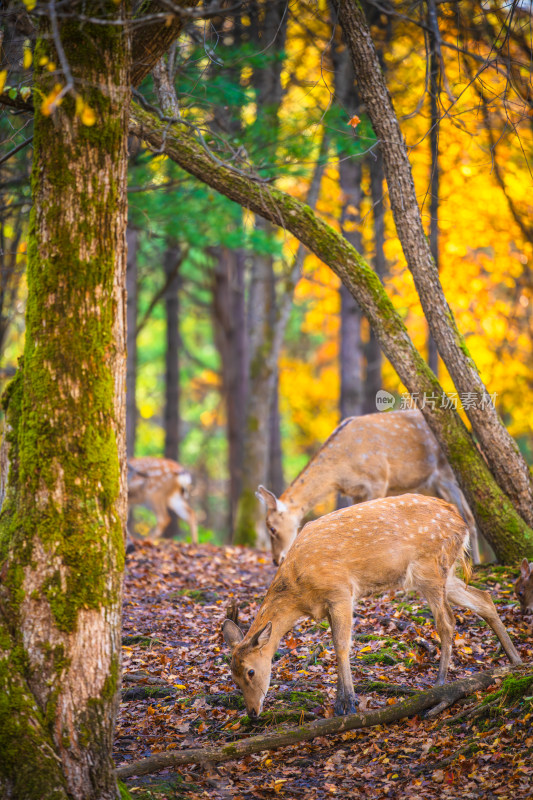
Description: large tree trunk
xmin=126 ymin=226 xmax=139 ymax=458
xmin=333 ymin=0 xmax=533 ymax=526
xmin=0 ymin=6 xmax=129 ymax=799
xmin=212 ymin=247 xmax=248 ymax=532
xmin=129 ymin=105 xmax=533 ymax=562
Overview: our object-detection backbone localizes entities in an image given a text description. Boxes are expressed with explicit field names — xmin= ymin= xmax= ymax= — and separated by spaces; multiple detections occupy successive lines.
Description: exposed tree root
xmin=116 ymin=665 xmax=516 ymax=779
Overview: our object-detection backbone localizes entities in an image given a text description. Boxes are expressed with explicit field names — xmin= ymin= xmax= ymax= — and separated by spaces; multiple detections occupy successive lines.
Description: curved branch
xmin=128 ymin=103 xmax=533 ymax=562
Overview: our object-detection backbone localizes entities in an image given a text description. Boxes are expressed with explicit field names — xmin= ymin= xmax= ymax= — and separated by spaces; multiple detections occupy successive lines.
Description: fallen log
xmin=116 ymin=664 xmax=516 ymax=779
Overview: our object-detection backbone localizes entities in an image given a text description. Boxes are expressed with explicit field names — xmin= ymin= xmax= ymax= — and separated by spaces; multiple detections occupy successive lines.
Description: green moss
xmin=233 ymin=488 xmax=259 ymax=546
xmin=118 ymin=780 xmax=134 ymax=800
xmin=0 ymin=5 xmax=128 ymax=794
xmin=357 ymin=649 xmax=398 ymax=666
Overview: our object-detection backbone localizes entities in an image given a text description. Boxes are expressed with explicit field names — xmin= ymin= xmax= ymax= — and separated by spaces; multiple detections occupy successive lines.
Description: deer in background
xmin=223 ymin=494 xmax=521 ymax=718
xmin=128 ymin=457 xmax=198 ymax=543
xmin=256 ymin=409 xmax=480 ymax=565
xmin=515 ymin=559 xmax=533 ymax=615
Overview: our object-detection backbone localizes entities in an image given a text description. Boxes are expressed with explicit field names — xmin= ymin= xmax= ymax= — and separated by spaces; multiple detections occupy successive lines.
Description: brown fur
xmin=515 ymin=559 xmax=533 ymax=614
xmin=224 ymin=494 xmax=520 ymax=718
xmin=257 ymin=409 xmax=479 ymax=565
xmin=128 ymin=456 xmax=198 ymax=542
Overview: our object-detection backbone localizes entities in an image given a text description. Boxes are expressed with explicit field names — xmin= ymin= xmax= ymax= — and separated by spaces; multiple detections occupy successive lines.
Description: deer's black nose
xmin=272 ymin=558 xmax=279 ymax=566
xmin=249 ymin=709 xmax=258 ymax=720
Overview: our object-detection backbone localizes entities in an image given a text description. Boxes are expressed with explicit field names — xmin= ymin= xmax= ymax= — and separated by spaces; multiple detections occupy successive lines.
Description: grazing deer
xmin=515 ymin=559 xmax=533 ymax=615
xmin=223 ymin=495 xmax=521 ymax=717
xmin=128 ymin=457 xmax=198 ymax=543
xmin=256 ymin=409 xmax=480 ymax=565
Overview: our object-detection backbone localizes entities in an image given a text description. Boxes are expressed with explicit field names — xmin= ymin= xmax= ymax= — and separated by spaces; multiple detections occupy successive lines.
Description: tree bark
xmin=233 ymin=0 xmax=289 ymax=546
xmin=331 ymin=32 xmax=364 ymax=420
xmin=0 ymin=5 xmax=129 ymax=799
xmin=333 ymin=0 xmax=533 ymax=526
xmin=268 ymin=370 xmax=285 ymax=498
xmin=212 ymin=247 xmax=248 ymax=532
xmin=363 ymin=148 xmax=387 ymax=412
xmin=234 ymin=218 xmax=277 ymax=546
xmin=427 ymin=9 xmax=440 ymax=377
xmin=131 ymin=1 xmax=200 ymax=88
xmin=126 ymin=226 xmax=138 ymax=459
xmin=116 ymin=665 xmax=517 ymax=777
xmin=162 ymin=242 xmax=182 ymax=539
xmin=164 ymin=242 xmax=181 ymax=462
xmin=129 ymin=105 xmax=533 ymax=562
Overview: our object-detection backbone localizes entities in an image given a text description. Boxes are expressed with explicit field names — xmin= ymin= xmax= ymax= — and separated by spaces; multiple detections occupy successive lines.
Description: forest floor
xmin=114 ymin=541 xmax=533 ymax=800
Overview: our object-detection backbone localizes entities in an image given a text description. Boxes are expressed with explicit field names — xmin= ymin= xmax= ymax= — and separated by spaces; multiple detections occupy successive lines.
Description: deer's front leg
xmin=327 ymin=599 xmax=357 ymax=716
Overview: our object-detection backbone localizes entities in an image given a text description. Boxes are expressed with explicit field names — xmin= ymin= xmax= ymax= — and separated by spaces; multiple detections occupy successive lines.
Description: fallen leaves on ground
xmin=115 ymin=541 xmax=533 ymax=799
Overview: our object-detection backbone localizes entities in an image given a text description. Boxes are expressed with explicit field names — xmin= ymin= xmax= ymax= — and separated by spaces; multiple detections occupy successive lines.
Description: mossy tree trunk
xmin=129 ymin=105 xmax=533 ymax=563
xmin=0 ymin=5 xmax=130 ymax=799
xmin=333 ymin=0 xmax=533 ymax=526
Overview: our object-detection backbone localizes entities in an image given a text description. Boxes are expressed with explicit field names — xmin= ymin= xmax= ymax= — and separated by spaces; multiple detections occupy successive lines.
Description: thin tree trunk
xmin=337 ymin=153 xmax=364 ymax=421
xmin=129 ymin=105 xmax=533 ymax=562
xmin=0 ymin=5 xmax=130 ymax=798
xmin=164 ymin=242 xmax=181 ymax=462
xmin=234 ymin=218 xmax=277 ymax=546
xmin=233 ymin=0 xmax=289 ymax=546
xmin=212 ymin=247 xmax=248 ymax=532
xmin=363 ymin=148 xmax=387 ymax=412
xmin=331 ymin=32 xmax=364 ymax=421
xmin=268 ymin=370 xmax=284 ymax=497
xmin=333 ymin=0 xmax=533 ymax=526
xmin=161 ymin=242 xmax=182 ymax=539
xmin=126 ymin=226 xmax=138 ymax=459
xmin=427 ymin=13 xmax=440 ymax=376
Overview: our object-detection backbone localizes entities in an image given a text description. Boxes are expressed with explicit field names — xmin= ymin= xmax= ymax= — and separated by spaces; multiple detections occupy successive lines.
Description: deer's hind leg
xmin=327 ymin=596 xmax=357 ymax=716
xmin=446 ymin=574 xmax=522 ymax=665
xmin=420 ymin=586 xmax=456 ymax=685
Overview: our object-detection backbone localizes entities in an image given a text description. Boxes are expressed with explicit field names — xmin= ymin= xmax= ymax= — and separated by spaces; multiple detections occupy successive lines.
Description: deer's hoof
xmin=334 ymin=695 xmax=358 ymax=716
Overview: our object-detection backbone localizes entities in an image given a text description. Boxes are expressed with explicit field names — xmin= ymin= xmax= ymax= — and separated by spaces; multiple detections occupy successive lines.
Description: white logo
xmin=375 ymin=390 xmax=395 ymax=410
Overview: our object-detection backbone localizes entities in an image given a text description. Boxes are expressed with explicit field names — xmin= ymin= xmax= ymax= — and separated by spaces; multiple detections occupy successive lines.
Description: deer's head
xmin=256 ymin=486 xmax=299 ymax=566
xmin=515 ymin=559 xmax=533 ymax=615
xmin=222 ymin=619 xmax=273 ymax=718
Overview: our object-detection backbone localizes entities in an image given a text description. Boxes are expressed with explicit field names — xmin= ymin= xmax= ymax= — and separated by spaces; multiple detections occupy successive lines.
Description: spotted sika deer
xmin=128 ymin=457 xmax=198 ymax=543
xmin=515 ymin=559 xmax=533 ymax=615
xmin=223 ymin=494 xmax=521 ymax=718
xmin=256 ymin=409 xmax=480 ymax=565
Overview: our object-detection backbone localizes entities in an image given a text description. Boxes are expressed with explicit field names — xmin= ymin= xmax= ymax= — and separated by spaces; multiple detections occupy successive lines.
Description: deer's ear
xmin=520 ymin=558 xmax=531 ymax=579
xmin=256 ymin=486 xmax=286 ymax=513
xmin=250 ymin=621 xmax=272 ymax=649
xmin=222 ymin=619 xmax=244 ymax=652
xmin=256 ymin=485 xmax=277 ymax=511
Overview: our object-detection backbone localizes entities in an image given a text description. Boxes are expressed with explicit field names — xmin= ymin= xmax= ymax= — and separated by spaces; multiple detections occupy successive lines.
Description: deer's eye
xmin=268 ymin=527 xmax=277 ymax=538
xmin=518 ymin=590 xmax=524 ymax=596
xmin=248 ymin=669 xmax=255 ymax=678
